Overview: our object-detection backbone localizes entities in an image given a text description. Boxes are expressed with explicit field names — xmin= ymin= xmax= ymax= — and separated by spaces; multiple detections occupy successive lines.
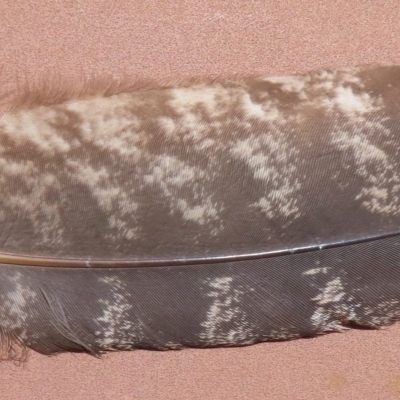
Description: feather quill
xmin=1 ymin=65 xmax=400 ymax=360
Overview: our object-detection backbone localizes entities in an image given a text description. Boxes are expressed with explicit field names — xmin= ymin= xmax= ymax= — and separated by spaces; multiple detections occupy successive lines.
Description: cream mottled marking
xmin=231 ymin=134 xmax=301 ymax=220
xmin=95 ymin=276 xmax=139 ymax=349
xmin=0 ymin=157 xmax=64 ymax=244
xmin=310 ymin=277 xmax=348 ymax=331
xmin=0 ymin=272 xmax=37 ymax=339
xmin=312 ymin=277 xmax=345 ymax=305
xmin=301 ymin=68 xmax=400 ymax=216
xmin=240 ymin=93 xmax=281 ymax=122
xmin=176 ymin=198 xmax=219 ymax=225
xmin=63 ymin=95 xmax=146 ymax=240
xmin=67 ymin=162 xmax=139 ymax=240
xmin=333 ymin=86 xmax=381 ymax=116
xmin=167 ymin=93 xmax=240 ymax=150
xmin=364 ymin=300 xmax=400 ymax=326
xmin=200 ymin=277 xmax=254 ymax=345
xmin=309 ymin=277 xmax=369 ymax=332
xmin=332 ymin=124 xmax=400 ymax=215
xmin=302 ymin=267 xmax=329 ymax=276
xmin=265 ymin=74 xmax=310 ymax=98
xmin=1 ymin=108 xmax=71 ymax=155
xmin=143 ymin=154 xmax=222 ymax=226
xmin=0 ymin=98 xmax=145 ymax=244
xmin=267 ymin=328 xmax=297 ymax=340
xmin=264 ymin=67 xmax=363 ymax=105
xmin=165 ymin=84 xmax=238 ymax=143
xmin=65 ymin=93 xmax=144 ymax=159
xmin=68 ymin=87 xmax=225 ymax=229
xmin=157 ymin=116 xmax=177 ymax=137
xmin=167 ymin=84 xmax=236 ymax=117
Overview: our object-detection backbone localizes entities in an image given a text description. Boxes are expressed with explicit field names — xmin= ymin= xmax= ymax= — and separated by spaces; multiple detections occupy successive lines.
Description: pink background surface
xmin=1 ymin=1 xmax=400 ymax=399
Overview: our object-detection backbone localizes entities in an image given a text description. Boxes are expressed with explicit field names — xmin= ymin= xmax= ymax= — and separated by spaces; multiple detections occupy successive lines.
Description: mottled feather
xmin=1 ymin=65 xmax=400 ymax=360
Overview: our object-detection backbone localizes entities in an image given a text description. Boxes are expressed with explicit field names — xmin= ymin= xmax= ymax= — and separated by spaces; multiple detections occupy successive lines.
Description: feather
xmin=1 ymin=65 xmax=400 ymax=360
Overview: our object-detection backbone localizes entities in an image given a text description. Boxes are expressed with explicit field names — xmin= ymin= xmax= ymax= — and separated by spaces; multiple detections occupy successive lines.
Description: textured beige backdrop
xmin=1 ymin=1 xmax=400 ymax=399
